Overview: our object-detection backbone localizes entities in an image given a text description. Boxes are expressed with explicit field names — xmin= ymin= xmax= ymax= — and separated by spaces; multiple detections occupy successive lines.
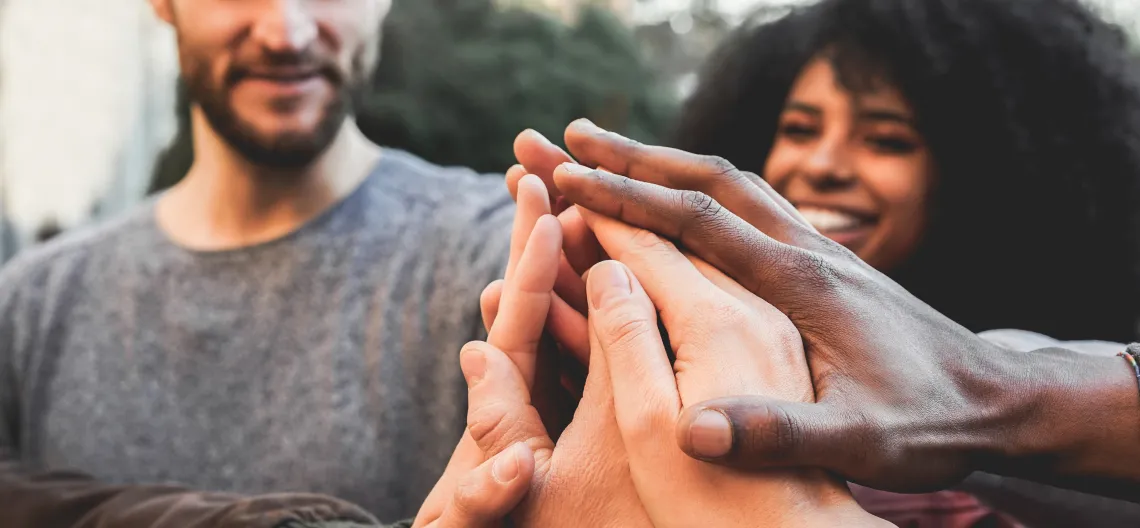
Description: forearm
xmin=959 ymin=472 xmax=1140 ymax=527
xmin=0 ymin=462 xmax=381 ymax=528
xmin=980 ymin=345 xmax=1140 ymax=500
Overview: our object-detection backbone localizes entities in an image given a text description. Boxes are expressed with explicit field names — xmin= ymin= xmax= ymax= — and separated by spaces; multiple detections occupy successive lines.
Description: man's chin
xmin=220 ymin=116 xmax=346 ymax=169
xmin=195 ymin=89 xmax=350 ymax=169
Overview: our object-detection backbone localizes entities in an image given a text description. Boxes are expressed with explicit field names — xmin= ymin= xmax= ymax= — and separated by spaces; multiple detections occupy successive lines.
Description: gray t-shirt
xmin=0 ymin=149 xmax=514 ymax=521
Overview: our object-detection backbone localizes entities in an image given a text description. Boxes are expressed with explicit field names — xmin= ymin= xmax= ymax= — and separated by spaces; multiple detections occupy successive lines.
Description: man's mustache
xmin=224 ymin=52 xmax=345 ymax=88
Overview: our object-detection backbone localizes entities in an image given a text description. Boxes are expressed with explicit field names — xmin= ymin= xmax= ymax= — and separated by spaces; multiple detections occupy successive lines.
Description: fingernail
xmin=572 ymin=117 xmax=599 ymax=130
xmin=492 ymin=445 xmax=521 ymax=483
xmin=689 ymin=410 xmax=733 ymax=459
xmin=525 ymin=128 xmax=554 ymax=146
xmin=459 ymin=345 xmax=486 ymax=386
xmin=588 ymin=261 xmax=631 ymax=310
xmin=560 ymin=162 xmax=592 ymax=175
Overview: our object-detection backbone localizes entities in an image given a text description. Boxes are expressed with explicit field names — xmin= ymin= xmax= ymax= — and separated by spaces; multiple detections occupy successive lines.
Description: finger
xmin=505 ymin=164 xmax=528 ymax=201
xmin=555 ymin=161 xmax=817 ymax=251
xmin=505 ymin=174 xmax=552 ymax=281
xmin=547 ymin=292 xmax=589 ymax=366
xmin=676 ymin=397 xmax=861 ymax=475
xmin=461 ymin=341 xmax=555 ymax=471
xmin=515 ymin=129 xmax=574 ymax=213
xmin=577 ymin=208 xmax=729 ymax=334
xmin=559 ymin=205 xmax=605 ymax=278
xmin=480 ymin=280 xmax=505 ymax=333
xmin=557 ymin=166 xmax=832 ymax=310
xmin=553 ymin=254 xmax=588 ymax=315
xmin=587 ymin=260 xmax=681 ymax=458
xmin=431 ymin=443 xmax=536 ymax=528
xmin=563 ymin=119 xmax=809 ymax=235
xmin=487 ymin=215 xmax=562 ymax=387
xmin=413 ymin=434 xmax=484 ymax=528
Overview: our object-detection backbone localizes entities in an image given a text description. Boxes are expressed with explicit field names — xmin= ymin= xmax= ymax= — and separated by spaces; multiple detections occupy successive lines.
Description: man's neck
xmin=156 ymin=112 xmax=382 ymax=251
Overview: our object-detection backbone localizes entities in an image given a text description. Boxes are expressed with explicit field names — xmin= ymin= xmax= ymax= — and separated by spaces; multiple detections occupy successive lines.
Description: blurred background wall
xmin=0 ymin=0 xmax=1136 ymax=261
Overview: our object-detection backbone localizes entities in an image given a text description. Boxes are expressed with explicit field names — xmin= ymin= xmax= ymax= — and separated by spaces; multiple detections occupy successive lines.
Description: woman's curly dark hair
xmin=673 ymin=0 xmax=1140 ymax=342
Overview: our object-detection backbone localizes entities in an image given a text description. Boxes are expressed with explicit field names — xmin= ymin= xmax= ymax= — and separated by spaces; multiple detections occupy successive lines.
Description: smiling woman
xmin=671 ymin=0 xmax=1140 ymax=524
xmin=763 ymin=55 xmax=932 ymax=272
xmin=673 ymin=0 xmax=1140 ymax=345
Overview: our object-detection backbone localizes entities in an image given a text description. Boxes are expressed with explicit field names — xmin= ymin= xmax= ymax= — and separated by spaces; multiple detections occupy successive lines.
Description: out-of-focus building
xmin=0 ymin=0 xmax=179 ymax=260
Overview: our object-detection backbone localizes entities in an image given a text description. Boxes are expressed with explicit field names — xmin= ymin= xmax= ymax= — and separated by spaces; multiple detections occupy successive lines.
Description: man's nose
xmin=250 ymin=0 xmax=318 ymax=55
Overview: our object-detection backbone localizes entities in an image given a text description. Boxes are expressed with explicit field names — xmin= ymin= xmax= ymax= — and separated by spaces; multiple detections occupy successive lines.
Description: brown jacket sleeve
xmin=0 ymin=461 xmax=385 ymax=528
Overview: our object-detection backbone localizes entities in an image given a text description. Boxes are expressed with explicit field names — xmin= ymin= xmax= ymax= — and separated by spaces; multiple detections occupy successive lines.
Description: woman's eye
xmin=780 ymin=124 xmax=818 ymax=140
xmin=868 ymin=136 xmax=918 ymax=154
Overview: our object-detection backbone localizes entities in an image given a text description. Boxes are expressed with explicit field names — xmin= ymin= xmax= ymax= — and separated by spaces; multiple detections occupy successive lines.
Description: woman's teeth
xmin=796 ymin=207 xmax=866 ymax=231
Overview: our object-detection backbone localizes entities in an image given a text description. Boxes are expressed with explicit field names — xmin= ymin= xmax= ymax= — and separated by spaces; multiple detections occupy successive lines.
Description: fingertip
xmin=566 ymin=118 xmax=594 ymax=135
xmin=506 ymin=164 xmax=526 ymax=179
xmin=515 ymin=128 xmax=551 ymax=147
xmin=532 ymin=213 xmax=562 ymax=238
xmin=480 ymin=280 xmax=505 ymax=304
xmin=492 ymin=442 xmax=534 ymax=485
xmin=518 ymin=173 xmax=544 ymax=192
xmin=459 ymin=342 xmax=488 ymax=387
xmin=518 ymin=174 xmax=551 ymax=209
xmin=479 ymin=280 xmax=504 ymax=330
xmin=565 ymin=118 xmax=600 ymax=143
xmin=587 ymin=260 xmax=643 ymax=312
xmin=513 ymin=442 xmax=536 ymax=480
xmin=676 ymin=407 xmax=734 ymax=460
xmin=442 ymin=441 xmax=535 ymax=527
xmin=491 ymin=444 xmax=522 ymax=484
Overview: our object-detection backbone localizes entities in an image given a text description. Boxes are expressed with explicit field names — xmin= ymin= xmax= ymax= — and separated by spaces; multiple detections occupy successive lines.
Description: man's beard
xmin=183 ymin=49 xmax=364 ymax=170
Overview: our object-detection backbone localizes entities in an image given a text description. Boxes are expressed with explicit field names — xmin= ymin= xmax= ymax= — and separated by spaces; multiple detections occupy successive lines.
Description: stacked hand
xmin=415 ymin=129 xmax=887 ymax=526
xmin=414 ymin=116 xmax=1140 ymax=527
xmin=523 ymin=119 xmax=1140 ymax=498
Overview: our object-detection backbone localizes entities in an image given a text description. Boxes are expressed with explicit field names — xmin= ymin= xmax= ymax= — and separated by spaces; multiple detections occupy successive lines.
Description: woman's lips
xmin=795 ymin=205 xmax=877 ymax=249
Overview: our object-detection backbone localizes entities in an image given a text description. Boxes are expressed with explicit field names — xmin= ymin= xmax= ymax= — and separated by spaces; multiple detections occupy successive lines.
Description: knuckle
xmin=699 ymin=154 xmax=738 ymax=178
xmin=737 ymin=170 xmax=763 ymax=187
xmin=740 ymin=403 xmax=802 ymax=460
xmin=849 ymin=413 xmax=891 ymax=477
xmin=679 ymin=297 xmax=748 ymax=336
xmin=624 ymin=408 xmax=665 ymax=448
xmin=603 ymin=130 xmax=644 ymax=157
xmin=626 ymin=226 xmax=674 ymax=254
xmin=784 ymin=248 xmax=845 ymax=295
xmin=772 ymin=406 xmax=805 ymax=458
xmin=676 ymin=191 xmax=736 ymax=244
xmin=467 ymin=401 xmax=536 ymax=455
xmin=450 ymin=477 xmax=486 ymax=517
xmin=598 ymin=308 xmax=658 ymax=352
xmin=679 ymin=189 xmax=723 ymax=220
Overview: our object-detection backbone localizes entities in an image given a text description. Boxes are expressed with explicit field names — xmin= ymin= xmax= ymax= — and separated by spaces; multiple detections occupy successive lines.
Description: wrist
xmin=980 ymin=345 xmax=1140 ymax=482
xmin=716 ymin=471 xmax=886 ymax=528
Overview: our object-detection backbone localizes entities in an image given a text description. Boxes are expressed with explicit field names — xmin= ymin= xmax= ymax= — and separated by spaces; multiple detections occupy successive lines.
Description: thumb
xmin=676 ymin=397 xmax=865 ymax=474
xmin=429 ymin=442 xmax=536 ymax=528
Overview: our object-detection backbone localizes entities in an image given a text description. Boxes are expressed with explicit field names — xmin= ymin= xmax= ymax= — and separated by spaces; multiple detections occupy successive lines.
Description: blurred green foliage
xmin=150 ymin=0 xmax=675 ymax=192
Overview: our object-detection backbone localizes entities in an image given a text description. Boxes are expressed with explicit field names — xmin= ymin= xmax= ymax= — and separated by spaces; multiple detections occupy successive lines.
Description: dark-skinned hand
xmin=511 ymin=119 xmax=1140 ymax=500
